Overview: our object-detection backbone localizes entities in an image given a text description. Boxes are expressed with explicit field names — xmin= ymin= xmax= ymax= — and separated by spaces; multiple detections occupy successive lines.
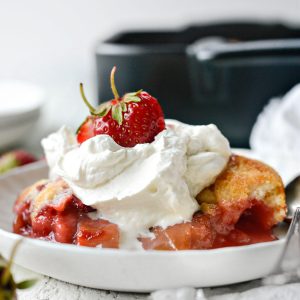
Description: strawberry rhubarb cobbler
xmin=13 ymin=68 xmax=286 ymax=250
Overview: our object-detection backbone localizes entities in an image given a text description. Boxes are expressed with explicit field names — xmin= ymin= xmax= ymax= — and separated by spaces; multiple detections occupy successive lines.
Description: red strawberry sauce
xmin=13 ymin=195 xmax=119 ymax=248
xmin=140 ymin=199 xmax=276 ymax=250
xmin=13 ymin=195 xmax=276 ymax=250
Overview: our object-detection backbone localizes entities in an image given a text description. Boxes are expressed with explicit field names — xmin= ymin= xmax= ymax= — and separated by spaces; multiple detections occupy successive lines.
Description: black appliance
xmin=96 ymin=23 xmax=300 ymax=147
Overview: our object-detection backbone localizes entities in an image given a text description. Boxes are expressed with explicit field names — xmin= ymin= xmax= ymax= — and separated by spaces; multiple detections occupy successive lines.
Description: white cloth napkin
xmin=250 ymin=84 xmax=300 ymax=184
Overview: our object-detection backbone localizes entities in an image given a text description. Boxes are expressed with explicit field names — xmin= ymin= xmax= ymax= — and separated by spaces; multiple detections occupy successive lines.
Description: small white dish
xmin=0 ymin=81 xmax=44 ymax=149
xmin=0 ymin=160 xmax=286 ymax=292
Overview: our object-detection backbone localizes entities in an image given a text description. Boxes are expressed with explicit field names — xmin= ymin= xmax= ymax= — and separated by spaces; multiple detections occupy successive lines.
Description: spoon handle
xmin=263 ymin=207 xmax=300 ymax=285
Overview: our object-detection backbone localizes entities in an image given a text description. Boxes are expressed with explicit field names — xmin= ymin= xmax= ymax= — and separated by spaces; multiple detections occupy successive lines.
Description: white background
xmin=0 ymin=0 xmax=299 ymax=151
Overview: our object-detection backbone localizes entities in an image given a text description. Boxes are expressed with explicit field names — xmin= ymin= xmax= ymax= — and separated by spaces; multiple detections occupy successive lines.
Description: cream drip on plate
xmin=42 ymin=120 xmax=231 ymax=249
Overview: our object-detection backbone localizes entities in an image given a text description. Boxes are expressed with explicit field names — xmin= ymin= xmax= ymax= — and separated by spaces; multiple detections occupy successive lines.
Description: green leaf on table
xmin=16 ymin=279 xmax=38 ymax=289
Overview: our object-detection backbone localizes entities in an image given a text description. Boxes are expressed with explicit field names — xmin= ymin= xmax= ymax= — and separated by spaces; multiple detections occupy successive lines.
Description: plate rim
xmin=0 ymin=226 xmax=286 ymax=257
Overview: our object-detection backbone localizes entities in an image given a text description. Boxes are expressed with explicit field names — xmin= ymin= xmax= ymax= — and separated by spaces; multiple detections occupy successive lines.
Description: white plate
xmin=0 ymin=161 xmax=286 ymax=292
xmin=0 ymin=81 xmax=44 ymax=149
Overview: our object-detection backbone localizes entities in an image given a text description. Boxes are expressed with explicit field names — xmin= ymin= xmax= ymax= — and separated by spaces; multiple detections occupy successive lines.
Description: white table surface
xmin=12 ymin=264 xmax=300 ymax=300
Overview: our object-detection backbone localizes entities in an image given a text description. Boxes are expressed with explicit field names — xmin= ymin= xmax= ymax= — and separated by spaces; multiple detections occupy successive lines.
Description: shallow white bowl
xmin=0 ymin=81 xmax=44 ymax=150
xmin=0 ymin=162 xmax=286 ymax=292
xmin=0 ymin=114 xmax=40 ymax=150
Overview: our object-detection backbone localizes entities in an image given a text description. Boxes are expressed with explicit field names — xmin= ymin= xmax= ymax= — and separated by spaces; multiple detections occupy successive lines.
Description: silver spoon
xmin=262 ymin=207 xmax=300 ymax=285
xmin=262 ymin=177 xmax=300 ymax=285
xmin=285 ymin=176 xmax=300 ymax=221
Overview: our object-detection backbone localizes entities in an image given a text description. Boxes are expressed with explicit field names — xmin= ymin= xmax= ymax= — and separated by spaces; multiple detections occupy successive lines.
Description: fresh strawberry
xmin=0 ymin=150 xmax=36 ymax=174
xmin=77 ymin=67 xmax=165 ymax=147
xmin=14 ymin=150 xmax=36 ymax=165
xmin=76 ymin=116 xmax=95 ymax=144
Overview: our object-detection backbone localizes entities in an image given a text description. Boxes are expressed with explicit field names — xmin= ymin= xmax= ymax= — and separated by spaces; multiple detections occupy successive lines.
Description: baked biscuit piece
xmin=14 ymin=179 xmax=72 ymax=218
xmin=197 ymin=155 xmax=286 ymax=226
xmin=14 ymin=179 xmax=49 ymax=214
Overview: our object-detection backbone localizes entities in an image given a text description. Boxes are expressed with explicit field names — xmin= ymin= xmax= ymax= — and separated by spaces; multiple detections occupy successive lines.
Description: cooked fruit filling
xmin=12 ymin=179 xmax=281 ymax=250
xmin=13 ymin=191 xmax=119 ymax=248
xmin=140 ymin=199 xmax=276 ymax=250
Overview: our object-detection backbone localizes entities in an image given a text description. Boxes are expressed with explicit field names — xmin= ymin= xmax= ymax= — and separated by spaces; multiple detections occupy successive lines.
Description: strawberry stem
xmin=80 ymin=83 xmax=96 ymax=114
xmin=110 ymin=66 xmax=120 ymax=100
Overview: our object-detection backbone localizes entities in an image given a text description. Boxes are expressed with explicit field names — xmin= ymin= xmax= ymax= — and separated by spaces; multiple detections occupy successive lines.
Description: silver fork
xmin=262 ymin=207 xmax=300 ymax=285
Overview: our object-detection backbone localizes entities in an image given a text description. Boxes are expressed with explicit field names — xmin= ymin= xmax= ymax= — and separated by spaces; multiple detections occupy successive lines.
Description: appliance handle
xmin=186 ymin=38 xmax=300 ymax=99
xmin=187 ymin=38 xmax=300 ymax=61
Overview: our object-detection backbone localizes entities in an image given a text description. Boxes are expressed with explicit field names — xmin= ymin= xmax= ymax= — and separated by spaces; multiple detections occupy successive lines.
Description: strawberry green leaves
xmin=110 ymin=90 xmax=142 ymax=125
xmin=112 ymin=103 xmax=123 ymax=125
xmin=111 ymin=92 xmax=140 ymax=125
xmin=79 ymin=66 xmax=143 ymax=126
xmin=93 ymin=102 xmax=111 ymax=117
xmin=123 ymin=90 xmax=142 ymax=103
xmin=121 ymin=102 xmax=127 ymax=112
xmin=111 ymin=89 xmax=142 ymax=125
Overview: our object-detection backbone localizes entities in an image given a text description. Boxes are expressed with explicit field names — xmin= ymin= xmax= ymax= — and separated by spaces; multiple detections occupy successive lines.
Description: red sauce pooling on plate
xmin=13 ymin=195 xmax=276 ymax=250
xmin=211 ymin=200 xmax=276 ymax=248
xmin=141 ymin=199 xmax=276 ymax=250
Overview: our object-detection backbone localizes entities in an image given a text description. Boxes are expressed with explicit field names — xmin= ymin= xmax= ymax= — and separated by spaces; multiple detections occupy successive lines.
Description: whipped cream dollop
xmin=42 ymin=120 xmax=231 ymax=249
